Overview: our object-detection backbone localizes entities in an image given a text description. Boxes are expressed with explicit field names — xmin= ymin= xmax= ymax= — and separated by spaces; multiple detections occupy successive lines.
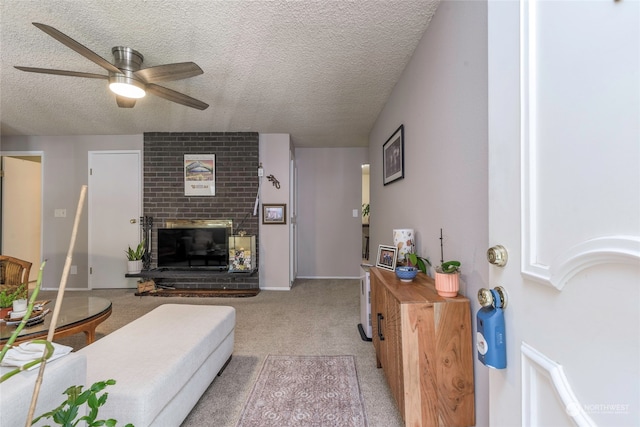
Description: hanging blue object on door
xmin=477 ymin=287 xmax=507 ymax=369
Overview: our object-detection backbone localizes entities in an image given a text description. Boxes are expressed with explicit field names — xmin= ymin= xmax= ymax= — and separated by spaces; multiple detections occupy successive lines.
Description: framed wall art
xmin=376 ymin=244 xmax=398 ymax=271
xmin=262 ymin=203 xmax=287 ymax=224
xmin=184 ymin=154 xmax=216 ymax=196
xmin=383 ymin=124 xmax=404 ymax=185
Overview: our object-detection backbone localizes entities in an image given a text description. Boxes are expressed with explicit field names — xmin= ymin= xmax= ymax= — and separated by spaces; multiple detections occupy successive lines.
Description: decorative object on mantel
xmin=393 ymin=228 xmax=414 ymax=262
xmin=395 ymin=265 xmax=418 ymax=282
xmin=435 ymin=228 xmax=461 ymax=297
xmin=383 ymin=124 xmax=404 ymax=185
xmin=228 ymin=234 xmax=256 ymax=272
xmin=266 ymin=174 xmax=281 ymax=189
xmin=375 ymin=245 xmax=397 ymax=271
xmin=184 ymin=154 xmax=216 ymax=196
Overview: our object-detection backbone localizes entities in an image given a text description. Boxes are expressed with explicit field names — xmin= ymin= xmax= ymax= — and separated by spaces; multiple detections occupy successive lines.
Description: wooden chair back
xmin=0 ymin=255 xmax=32 ymax=300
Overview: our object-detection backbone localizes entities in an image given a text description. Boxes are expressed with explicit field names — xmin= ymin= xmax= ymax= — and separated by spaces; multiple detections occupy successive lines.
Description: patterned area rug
xmin=236 ymin=355 xmax=368 ymax=427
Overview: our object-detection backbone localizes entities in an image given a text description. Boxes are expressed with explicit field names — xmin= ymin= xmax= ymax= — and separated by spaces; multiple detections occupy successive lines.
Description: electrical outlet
xmin=353 ymin=209 xmax=359 ymax=217
xmin=54 ymin=209 xmax=66 ymax=218
xmin=70 ymin=265 xmax=77 ymax=275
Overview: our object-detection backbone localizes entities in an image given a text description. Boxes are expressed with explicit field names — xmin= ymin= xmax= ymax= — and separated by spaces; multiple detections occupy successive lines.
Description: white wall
xmin=258 ymin=134 xmax=291 ymax=289
xmin=296 ymin=147 xmax=368 ymax=278
xmin=368 ymin=1 xmax=489 ymax=425
xmin=1 ymin=135 xmax=143 ymax=289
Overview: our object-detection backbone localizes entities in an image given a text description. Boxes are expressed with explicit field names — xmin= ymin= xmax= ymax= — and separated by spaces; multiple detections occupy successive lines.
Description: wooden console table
xmin=370 ymin=267 xmax=475 ymax=426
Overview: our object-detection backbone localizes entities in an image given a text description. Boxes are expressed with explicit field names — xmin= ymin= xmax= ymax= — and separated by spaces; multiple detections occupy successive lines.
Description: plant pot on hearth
xmin=127 ymin=260 xmax=143 ymax=275
xmin=125 ymin=241 xmax=145 ymax=274
xmin=434 ymin=261 xmax=461 ymax=297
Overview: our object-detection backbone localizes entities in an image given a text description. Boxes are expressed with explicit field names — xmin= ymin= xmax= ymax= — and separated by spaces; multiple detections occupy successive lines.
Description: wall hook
xmin=267 ymin=174 xmax=281 ymax=189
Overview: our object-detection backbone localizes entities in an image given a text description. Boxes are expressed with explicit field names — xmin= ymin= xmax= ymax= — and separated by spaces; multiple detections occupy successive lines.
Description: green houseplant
xmin=125 ymin=241 xmax=145 ymax=274
xmin=32 ymin=379 xmax=133 ymax=427
xmin=435 ymin=260 xmax=461 ymax=297
xmin=0 ymin=283 xmax=27 ymax=308
xmin=1 ymin=263 xmax=132 ymax=426
xmin=361 ymin=203 xmax=370 ymax=219
xmin=406 ymin=253 xmax=432 ymax=275
xmin=0 ymin=283 xmax=28 ymax=318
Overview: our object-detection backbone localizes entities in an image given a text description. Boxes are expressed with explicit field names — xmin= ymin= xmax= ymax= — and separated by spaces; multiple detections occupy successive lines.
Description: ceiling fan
xmin=15 ymin=22 xmax=209 ymax=110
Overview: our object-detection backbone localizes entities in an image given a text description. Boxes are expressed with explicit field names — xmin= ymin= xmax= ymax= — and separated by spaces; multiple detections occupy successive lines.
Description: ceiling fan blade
xmin=116 ymin=96 xmax=136 ymax=108
xmin=32 ymin=22 xmax=122 ymax=74
xmin=14 ymin=66 xmax=108 ymax=80
xmin=146 ymin=84 xmax=209 ymax=110
xmin=134 ymin=62 xmax=203 ymax=84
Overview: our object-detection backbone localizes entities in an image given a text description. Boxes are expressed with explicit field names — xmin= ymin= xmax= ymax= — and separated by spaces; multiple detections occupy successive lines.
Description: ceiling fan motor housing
xmin=109 ymin=46 xmax=146 ymax=97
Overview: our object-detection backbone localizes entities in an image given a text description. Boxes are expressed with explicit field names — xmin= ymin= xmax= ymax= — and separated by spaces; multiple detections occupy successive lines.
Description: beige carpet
xmin=38 ymin=279 xmax=403 ymax=427
xmin=236 ymin=355 xmax=368 ymax=427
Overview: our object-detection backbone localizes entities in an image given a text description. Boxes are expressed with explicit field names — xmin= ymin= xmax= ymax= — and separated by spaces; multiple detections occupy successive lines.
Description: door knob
xmin=130 ymin=218 xmax=137 ymax=224
xmin=478 ymin=286 xmax=508 ymax=309
xmin=487 ymin=245 xmax=508 ymax=267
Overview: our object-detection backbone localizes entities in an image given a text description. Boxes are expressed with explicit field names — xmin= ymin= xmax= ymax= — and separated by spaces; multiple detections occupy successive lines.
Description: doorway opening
xmin=1 ymin=154 xmax=43 ymax=283
xmin=362 ymin=164 xmax=370 ymax=261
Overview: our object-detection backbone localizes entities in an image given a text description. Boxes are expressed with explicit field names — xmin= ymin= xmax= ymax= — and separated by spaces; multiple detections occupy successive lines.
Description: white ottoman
xmin=78 ymin=304 xmax=235 ymax=426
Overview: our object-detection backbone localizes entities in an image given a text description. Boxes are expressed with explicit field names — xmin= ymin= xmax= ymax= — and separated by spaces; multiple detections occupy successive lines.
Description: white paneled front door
xmin=488 ymin=1 xmax=639 ymax=426
xmin=88 ymin=151 xmax=142 ymax=289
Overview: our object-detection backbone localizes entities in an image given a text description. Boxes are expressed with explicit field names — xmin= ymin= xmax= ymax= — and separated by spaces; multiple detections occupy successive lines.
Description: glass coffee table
xmin=0 ymin=296 xmax=112 ymax=348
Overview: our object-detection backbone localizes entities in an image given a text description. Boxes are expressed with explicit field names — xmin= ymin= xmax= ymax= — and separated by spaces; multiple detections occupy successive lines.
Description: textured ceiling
xmin=0 ymin=0 xmax=439 ymax=147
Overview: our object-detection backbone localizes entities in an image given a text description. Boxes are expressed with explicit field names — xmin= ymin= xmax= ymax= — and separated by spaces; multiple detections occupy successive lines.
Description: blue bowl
xmin=395 ymin=266 xmax=418 ymax=282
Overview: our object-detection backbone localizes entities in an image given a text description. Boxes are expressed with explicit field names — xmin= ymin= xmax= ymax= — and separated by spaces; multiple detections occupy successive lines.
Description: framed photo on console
xmin=376 ymin=245 xmax=398 ymax=271
xmin=262 ymin=203 xmax=287 ymax=224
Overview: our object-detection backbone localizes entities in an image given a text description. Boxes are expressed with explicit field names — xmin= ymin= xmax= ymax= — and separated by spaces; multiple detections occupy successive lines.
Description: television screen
xmin=157 ymin=227 xmax=228 ymax=270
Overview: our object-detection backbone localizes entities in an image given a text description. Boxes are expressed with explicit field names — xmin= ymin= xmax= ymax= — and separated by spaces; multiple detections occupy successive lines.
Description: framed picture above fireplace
xmin=184 ymin=154 xmax=216 ymax=196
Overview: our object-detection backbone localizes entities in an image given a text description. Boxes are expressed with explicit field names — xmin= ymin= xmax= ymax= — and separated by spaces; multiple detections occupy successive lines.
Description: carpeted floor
xmin=38 ymin=279 xmax=404 ymax=427
xmin=236 ymin=355 xmax=368 ymax=427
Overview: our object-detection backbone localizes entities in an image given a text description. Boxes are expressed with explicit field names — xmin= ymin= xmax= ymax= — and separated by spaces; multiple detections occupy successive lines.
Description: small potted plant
xmin=434 ymin=260 xmax=461 ymax=297
xmin=125 ymin=241 xmax=146 ymax=274
xmin=0 ymin=283 xmax=27 ymax=318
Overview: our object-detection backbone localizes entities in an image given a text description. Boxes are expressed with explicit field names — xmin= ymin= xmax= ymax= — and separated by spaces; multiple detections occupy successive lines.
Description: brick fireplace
xmin=143 ymin=132 xmax=259 ymax=289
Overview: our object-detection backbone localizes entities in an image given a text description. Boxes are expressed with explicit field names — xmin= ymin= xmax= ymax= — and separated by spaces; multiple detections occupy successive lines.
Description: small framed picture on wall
xmin=382 ymin=124 xmax=404 ymax=185
xmin=262 ymin=204 xmax=287 ymax=224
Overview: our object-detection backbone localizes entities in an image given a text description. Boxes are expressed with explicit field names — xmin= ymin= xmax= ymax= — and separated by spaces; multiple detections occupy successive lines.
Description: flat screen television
xmin=157 ymin=227 xmax=229 ymax=270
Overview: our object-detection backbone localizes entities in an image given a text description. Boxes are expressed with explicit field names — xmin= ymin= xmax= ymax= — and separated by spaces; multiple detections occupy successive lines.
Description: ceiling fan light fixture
xmin=109 ymin=75 xmax=146 ymax=98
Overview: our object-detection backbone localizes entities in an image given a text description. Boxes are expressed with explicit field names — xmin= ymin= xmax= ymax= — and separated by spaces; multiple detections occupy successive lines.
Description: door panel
xmin=488 ymin=1 xmax=639 ymax=426
xmin=88 ymin=151 xmax=141 ymax=289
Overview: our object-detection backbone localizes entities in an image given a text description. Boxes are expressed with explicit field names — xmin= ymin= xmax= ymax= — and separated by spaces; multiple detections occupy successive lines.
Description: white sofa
xmin=1 ymin=304 xmax=236 ymax=427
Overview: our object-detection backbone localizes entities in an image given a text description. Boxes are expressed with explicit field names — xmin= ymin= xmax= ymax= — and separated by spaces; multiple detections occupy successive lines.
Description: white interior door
xmin=1 ymin=155 xmax=42 ymax=282
xmin=88 ymin=151 xmax=142 ymax=289
xmin=488 ymin=1 xmax=639 ymax=426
